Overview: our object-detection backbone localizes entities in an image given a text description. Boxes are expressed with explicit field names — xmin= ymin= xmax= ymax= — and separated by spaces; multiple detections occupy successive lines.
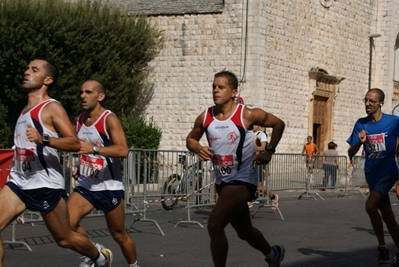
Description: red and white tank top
xmin=204 ymin=104 xmax=257 ymax=186
xmin=9 ymin=99 xmax=63 ymax=190
xmin=76 ymin=110 xmax=123 ymax=191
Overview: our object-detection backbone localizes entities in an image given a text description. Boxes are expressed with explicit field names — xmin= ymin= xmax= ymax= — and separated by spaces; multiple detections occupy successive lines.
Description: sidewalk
xmin=2 ymin=188 xmax=397 ymax=267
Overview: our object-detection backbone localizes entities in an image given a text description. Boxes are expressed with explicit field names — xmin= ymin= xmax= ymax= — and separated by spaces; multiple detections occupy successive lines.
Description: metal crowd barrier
xmin=4 ymin=150 xmax=367 ymax=246
xmin=124 ymin=149 xmax=215 ymax=233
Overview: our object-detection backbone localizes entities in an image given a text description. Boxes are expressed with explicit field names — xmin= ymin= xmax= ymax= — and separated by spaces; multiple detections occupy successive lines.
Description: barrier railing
xmin=3 ymin=149 xmax=364 ymax=246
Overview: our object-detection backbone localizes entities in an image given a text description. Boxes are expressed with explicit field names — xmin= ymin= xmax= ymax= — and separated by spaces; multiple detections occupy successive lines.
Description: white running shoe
xmin=99 ymin=248 xmax=113 ymax=267
xmin=79 ymin=242 xmax=105 ymax=267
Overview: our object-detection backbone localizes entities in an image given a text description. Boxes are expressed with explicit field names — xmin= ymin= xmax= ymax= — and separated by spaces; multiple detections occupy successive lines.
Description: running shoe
xmin=79 ymin=242 xmax=105 ymax=267
xmin=391 ymin=253 xmax=399 ymax=266
xmin=266 ymin=245 xmax=285 ymax=267
xmin=99 ymin=248 xmax=113 ymax=267
xmin=271 ymin=194 xmax=279 ymax=211
xmin=378 ymin=246 xmax=390 ymax=265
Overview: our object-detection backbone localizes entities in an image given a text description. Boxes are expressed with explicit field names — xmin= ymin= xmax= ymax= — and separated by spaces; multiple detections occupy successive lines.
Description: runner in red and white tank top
xmin=186 ymin=71 xmax=286 ymax=267
xmin=76 ymin=110 xmax=123 ymax=191
xmin=68 ymin=79 xmax=138 ymax=266
xmin=9 ymin=99 xmax=63 ymax=190
xmin=204 ymin=104 xmax=257 ymax=186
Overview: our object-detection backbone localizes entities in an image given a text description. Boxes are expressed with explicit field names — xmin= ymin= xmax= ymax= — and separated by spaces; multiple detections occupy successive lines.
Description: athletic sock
xmin=94 ymin=251 xmax=106 ymax=266
xmin=129 ymin=261 xmax=139 ymax=267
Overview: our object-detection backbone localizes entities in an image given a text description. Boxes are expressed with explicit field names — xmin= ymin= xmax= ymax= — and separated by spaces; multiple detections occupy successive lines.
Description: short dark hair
xmin=214 ymin=70 xmax=238 ymax=90
xmin=328 ymin=142 xmax=337 ymax=149
xmin=35 ymin=57 xmax=58 ymax=88
xmin=369 ymin=88 xmax=385 ymax=102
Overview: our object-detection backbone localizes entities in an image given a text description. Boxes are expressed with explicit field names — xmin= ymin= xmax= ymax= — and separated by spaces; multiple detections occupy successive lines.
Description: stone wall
xmin=93 ymin=0 xmax=399 ymax=156
xmin=144 ymin=0 xmax=378 ymax=155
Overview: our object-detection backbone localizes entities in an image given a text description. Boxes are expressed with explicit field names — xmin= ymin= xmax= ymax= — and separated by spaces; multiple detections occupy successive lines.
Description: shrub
xmin=0 ymin=0 xmax=163 ymax=147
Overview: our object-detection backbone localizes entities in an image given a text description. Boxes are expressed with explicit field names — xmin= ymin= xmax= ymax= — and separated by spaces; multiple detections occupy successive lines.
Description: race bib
xmin=212 ymin=154 xmax=236 ymax=176
xmin=79 ymin=154 xmax=105 ymax=179
xmin=15 ymin=147 xmax=37 ymax=174
xmin=365 ymin=133 xmax=386 ymax=153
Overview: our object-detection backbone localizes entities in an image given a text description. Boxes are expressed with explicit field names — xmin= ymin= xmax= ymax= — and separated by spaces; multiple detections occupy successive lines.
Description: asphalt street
xmin=2 ymin=188 xmax=397 ymax=267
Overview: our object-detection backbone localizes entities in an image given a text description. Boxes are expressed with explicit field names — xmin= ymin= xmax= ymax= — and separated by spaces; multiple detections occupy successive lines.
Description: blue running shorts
xmin=74 ymin=186 xmax=124 ymax=212
xmin=6 ymin=181 xmax=66 ymax=212
xmin=369 ymin=176 xmax=397 ymax=208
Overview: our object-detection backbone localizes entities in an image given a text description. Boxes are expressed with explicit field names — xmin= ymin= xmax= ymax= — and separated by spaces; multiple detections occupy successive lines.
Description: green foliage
xmin=0 ymin=103 xmax=12 ymax=148
xmin=0 ymin=0 xmax=163 ymax=147
xmin=120 ymin=113 xmax=162 ymax=149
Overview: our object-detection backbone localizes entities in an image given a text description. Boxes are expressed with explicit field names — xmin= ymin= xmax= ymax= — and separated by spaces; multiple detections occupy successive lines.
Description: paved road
xmin=2 ymin=188 xmax=398 ymax=267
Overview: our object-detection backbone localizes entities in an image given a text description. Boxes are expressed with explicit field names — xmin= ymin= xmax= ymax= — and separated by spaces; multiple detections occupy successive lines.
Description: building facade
xmin=110 ymin=0 xmax=399 ymax=156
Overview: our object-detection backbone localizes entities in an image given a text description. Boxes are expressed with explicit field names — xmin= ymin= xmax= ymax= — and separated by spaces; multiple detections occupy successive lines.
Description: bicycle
xmin=161 ymin=154 xmax=203 ymax=210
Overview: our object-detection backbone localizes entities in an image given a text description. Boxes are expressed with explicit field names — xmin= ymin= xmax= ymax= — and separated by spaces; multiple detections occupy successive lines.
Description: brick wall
xmin=93 ymin=0 xmax=399 ymax=156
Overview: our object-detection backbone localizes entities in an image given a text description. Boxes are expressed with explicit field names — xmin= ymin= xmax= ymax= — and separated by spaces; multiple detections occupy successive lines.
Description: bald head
xmin=82 ymin=79 xmax=105 ymax=94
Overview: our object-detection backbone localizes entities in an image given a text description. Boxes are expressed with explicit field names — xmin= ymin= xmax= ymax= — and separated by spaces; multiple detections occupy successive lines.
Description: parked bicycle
xmin=161 ymin=154 xmax=203 ymax=210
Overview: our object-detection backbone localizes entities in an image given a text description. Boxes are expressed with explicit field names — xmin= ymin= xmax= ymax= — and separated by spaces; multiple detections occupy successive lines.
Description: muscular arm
xmin=29 ymin=101 xmax=80 ymax=152
xmin=77 ymin=114 xmax=128 ymax=158
xmin=186 ymin=112 xmax=213 ymax=161
xmin=244 ymin=108 xmax=285 ymax=150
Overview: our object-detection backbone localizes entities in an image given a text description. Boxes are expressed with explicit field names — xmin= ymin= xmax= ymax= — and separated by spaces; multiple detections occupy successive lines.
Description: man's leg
xmin=208 ymin=184 xmax=260 ymax=267
xmin=105 ymin=199 xmax=138 ymax=265
xmin=0 ymin=234 xmax=3 ymax=267
xmin=0 ymin=186 xmax=27 ymax=267
xmin=67 ymin=191 xmax=95 ymax=235
xmin=227 ymin=186 xmax=271 ymax=254
xmin=41 ymin=197 xmax=103 ymax=261
xmin=380 ymin=204 xmax=399 ymax=249
xmin=365 ymin=192 xmax=386 ymax=246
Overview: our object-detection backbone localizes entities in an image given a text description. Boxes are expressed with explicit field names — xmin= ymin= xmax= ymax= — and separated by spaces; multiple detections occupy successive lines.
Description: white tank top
xmin=9 ymin=99 xmax=64 ymax=190
xmin=76 ymin=110 xmax=124 ymax=191
xmin=204 ymin=104 xmax=257 ymax=186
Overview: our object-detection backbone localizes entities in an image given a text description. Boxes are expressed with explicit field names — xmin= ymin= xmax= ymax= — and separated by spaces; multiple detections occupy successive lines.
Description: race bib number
xmin=212 ymin=154 xmax=236 ymax=176
xmin=365 ymin=133 xmax=386 ymax=153
xmin=15 ymin=147 xmax=37 ymax=174
xmin=80 ymin=154 xmax=105 ymax=179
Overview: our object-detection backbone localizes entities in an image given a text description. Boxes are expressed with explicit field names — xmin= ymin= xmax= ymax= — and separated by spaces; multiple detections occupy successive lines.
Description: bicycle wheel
xmin=161 ymin=174 xmax=181 ymax=210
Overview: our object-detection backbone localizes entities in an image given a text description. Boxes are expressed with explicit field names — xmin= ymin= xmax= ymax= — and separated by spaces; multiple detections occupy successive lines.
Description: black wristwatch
xmin=93 ymin=146 xmax=100 ymax=155
xmin=42 ymin=134 xmax=50 ymax=146
xmin=265 ymin=144 xmax=276 ymax=154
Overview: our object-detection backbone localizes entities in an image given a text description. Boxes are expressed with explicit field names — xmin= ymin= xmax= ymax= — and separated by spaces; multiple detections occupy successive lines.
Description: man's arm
xmin=348 ymin=129 xmax=367 ymax=160
xmin=348 ymin=142 xmax=362 ymax=160
xmin=77 ymin=113 xmax=128 ymax=158
xmin=244 ymin=108 xmax=285 ymax=151
xmin=28 ymin=101 xmax=80 ymax=152
xmin=186 ymin=112 xmax=213 ymax=161
xmin=314 ymin=144 xmax=319 ymax=155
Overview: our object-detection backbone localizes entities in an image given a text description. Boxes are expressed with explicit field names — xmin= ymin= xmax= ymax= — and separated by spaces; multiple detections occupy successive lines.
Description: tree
xmin=0 ymin=0 xmax=163 ymax=147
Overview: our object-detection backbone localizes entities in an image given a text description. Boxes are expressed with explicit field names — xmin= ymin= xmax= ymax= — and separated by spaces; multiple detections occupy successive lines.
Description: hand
xmin=26 ymin=124 xmax=42 ymax=144
xmin=72 ymin=166 xmax=79 ymax=180
xmin=198 ymin=146 xmax=213 ymax=161
xmin=77 ymin=138 xmax=96 ymax=154
xmin=358 ymin=130 xmax=367 ymax=143
xmin=254 ymin=151 xmax=272 ymax=165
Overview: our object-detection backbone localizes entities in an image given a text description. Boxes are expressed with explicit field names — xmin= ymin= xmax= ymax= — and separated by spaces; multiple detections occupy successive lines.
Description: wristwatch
xmin=93 ymin=146 xmax=100 ymax=155
xmin=265 ymin=144 xmax=276 ymax=154
xmin=42 ymin=134 xmax=50 ymax=146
